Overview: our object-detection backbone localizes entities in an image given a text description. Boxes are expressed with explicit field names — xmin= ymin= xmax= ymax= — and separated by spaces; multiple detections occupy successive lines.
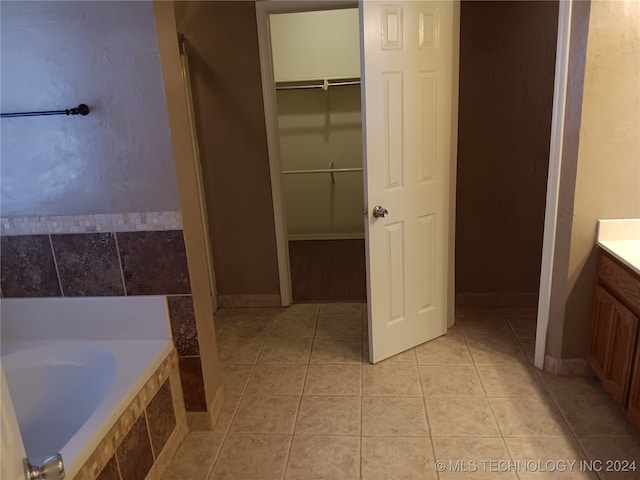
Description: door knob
xmin=372 ymin=205 xmax=388 ymax=218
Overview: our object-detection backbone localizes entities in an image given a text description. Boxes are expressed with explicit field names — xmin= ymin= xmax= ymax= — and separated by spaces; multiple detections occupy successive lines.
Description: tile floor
xmin=164 ymin=304 xmax=640 ymax=480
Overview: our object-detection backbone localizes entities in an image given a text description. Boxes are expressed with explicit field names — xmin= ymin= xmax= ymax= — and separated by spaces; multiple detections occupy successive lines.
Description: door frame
xmin=535 ymin=0 xmax=573 ymax=369
xmin=256 ymin=0 xmax=359 ymax=307
xmin=257 ymin=0 xmax=572 ymax=371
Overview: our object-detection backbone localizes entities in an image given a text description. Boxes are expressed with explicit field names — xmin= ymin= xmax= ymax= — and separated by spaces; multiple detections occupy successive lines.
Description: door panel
xmin=362 ymin=0 xmax=457 ymax=363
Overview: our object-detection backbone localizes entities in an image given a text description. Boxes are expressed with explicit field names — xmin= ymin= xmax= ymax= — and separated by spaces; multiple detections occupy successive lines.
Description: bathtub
xmin=0 ymin=297 xmax=175 ymax=480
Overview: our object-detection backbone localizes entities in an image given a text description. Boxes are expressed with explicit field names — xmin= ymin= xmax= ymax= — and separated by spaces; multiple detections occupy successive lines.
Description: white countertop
xmin=596 ymin=219 xmax=640 ymax=276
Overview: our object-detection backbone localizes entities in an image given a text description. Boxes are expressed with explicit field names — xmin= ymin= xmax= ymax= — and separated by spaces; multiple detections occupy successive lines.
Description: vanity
xmin=588 ymin=219 xmax=640 ymax=428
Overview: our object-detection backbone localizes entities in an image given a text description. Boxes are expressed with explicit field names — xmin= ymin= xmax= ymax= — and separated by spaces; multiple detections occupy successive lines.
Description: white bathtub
xmin=0 ymin=297 xmax=173 ymax=480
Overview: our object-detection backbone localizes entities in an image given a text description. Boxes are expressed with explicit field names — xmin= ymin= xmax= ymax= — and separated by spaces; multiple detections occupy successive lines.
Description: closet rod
xmin=276 ymin=79 xmax=361 ymax=91
xmin=282 ymin=167 xmax=363 ymax=175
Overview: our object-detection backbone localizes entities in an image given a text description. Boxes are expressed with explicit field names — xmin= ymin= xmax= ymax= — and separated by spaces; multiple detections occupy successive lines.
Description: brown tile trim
xmin=167 ymin=295 xmax=199 ymax=356
xmin=0 ymin=235 xmax=62 ymax=297
xmin=73 ymin=349 xmax=187 ymax=480
xmin=116 ymin=414 xmax=154 ymax=480
xmin=117 ymin=230 xmax=191 ymax=295
xmin=217 ymin=293 xmax=281 ymax=308
xmin=178 ymin=356 xmax=207 ymax=412
xmin=145 ymin=380 xmax=176 ymax=458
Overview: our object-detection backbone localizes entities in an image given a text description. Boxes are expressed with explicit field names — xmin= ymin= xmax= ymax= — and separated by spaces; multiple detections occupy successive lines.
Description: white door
xmin=362 ymin=0 xmax=457 ymax=363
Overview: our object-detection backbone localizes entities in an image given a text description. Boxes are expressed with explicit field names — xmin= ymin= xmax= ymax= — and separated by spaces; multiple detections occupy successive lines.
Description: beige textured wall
xmin=561 ymin=0 xmax=640 ymax=358
xmin=175 ymin=1 xmax=280 ymax=297
xmin=455 ymin=1 xmax=558 ymax=305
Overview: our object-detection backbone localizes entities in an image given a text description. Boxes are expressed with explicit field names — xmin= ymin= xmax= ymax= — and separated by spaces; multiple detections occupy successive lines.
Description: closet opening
xmin=267 ymin=7 xmax=365 ymax=304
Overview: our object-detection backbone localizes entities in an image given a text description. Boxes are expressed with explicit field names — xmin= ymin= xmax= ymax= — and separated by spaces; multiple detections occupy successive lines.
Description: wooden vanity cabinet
xmin=587 ymin=249 xmax=640 ymax=427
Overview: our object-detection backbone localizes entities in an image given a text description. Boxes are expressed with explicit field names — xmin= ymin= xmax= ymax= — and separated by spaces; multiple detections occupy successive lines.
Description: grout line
xmin=113 ymin=231 xmax=128 ymax=296
xmin=417 ymin=350 xmax=440 ymax=480
xmin=142 ymin=410 xmax=157 ymax=461
xmin=48 ymin=234 xmax=65 ymax=297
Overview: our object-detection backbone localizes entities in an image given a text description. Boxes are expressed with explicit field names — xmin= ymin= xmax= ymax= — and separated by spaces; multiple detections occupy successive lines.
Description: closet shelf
xmin=276 ymin=78 xmax=361 ymax=91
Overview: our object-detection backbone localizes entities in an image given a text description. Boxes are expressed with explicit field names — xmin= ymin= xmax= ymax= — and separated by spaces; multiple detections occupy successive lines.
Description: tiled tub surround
xmin=0 ymin=230 xmax=190 ymax=297
xmin=165 ymin=304 xmax=640 ymax=480
xmin=0 ymin=297 xmax=187 ymax=480
xmin=0 ymin=226 xmax=209 ymax=414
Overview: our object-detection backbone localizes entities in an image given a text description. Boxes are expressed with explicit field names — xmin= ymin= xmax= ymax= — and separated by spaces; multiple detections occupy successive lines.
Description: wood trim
xmin=535 ymin=0 xmax=573 ymax=370
xmin=152 ymin=1 xmax=222 ymax=422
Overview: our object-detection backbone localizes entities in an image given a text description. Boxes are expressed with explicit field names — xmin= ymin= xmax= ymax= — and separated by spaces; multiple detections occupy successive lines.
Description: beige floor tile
xmin=458 ymin=317 xmax=515 ymax=339
xmin=554 ymin=394 xmax=639 ymax=437
xmin=304 ymin=365 xmax=362 ymax=395
xmin=517 ymin=337 xmax=536 ymax=364
xmin=426 ymin=397 xmax=500 ymax=437
xmin=220 ymin=365 xmax=253 ymax=395
xmin=432 ymin=437 xmax=517 ymax=479
xmin=505 ymin=437 xmax=596 ymax=479
xmin=362 ymin=436 xmax=437 ymax=480
xmin=285 ymin=435 xmax=360 ymax=480
xmin=217 ymin=335 xmax=265 ymax=365
xmin=363 ymin=365 xmax=422 ymax=396
xmin=537 ymin=372 xmax=602 ymax=397
xmin=164 ymin=431 xmax=225 ymax=480
xmin=219 ymin=315 xmax=273 ymax=339
xmin=211 ymin=434 xmax=291 ymax=480
xmin=213 ymin=395 xmax=241 ymax=433
xmin=579 ymin=436 xmax=640 ymax=480
xmin=244 ymin=365 xmax=307 ymax=395
xmin=466 ymin=336 xmax=529 ymax=365
xmin=281 ymin=303 xmax=320 ymax=316
xmin=490 ymin=396 xmax=571 ymax=437
xmin=316 ymin=315 xmax=362 ymax=339
xmin=259 ymin=337 xmax=313 ymax=364
xmin=419 ymin=365 xmax=485 ymax=396
xmin=369 ymin=347 xmax=418 ymax=365
xmin=310 ymin=336 xmax=362 ymax=364
xmin=476 ymin=364 xmax=546 ymax=397
xmin=268 ymin=314 xmax=318 ymax=339
xmin=362 ymin=396 xmax=429 ymax=436
xmin=319 ymin=303 xmax=363 ymax=316
xmin=295 ymin=396 xmax=361 ymax=435
xmin=415 ymin=333 xmax=473 ymax=365
xmin=230 ymin=395 xmax=300 ymax=434
xmin=505 ymin=317 xmax=537 ymax=339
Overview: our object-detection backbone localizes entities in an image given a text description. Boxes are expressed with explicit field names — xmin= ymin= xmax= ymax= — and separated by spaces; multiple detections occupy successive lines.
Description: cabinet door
xmin=589 ymin=285 xmax=639 ymax=405
xmin=628 ymin=344 xmax=640 ymax=428
xmin=588 ymin=285 xmax=615 ymax=379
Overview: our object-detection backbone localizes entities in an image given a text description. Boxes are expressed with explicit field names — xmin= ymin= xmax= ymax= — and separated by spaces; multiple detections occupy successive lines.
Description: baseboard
xmin=456 ymin=292 xmax=538 ymax=307
xmin=187 ymin=384 xmax=225 ymax=431
xmin=543 ymin=355 xmax=593 ymax=376
xmin=217 ymin=294 xmax=281 ymax=308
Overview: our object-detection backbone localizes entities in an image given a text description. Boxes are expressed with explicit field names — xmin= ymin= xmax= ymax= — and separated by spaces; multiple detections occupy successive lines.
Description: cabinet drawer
xmin=598 ymin=251 xmax=640 ymax=316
